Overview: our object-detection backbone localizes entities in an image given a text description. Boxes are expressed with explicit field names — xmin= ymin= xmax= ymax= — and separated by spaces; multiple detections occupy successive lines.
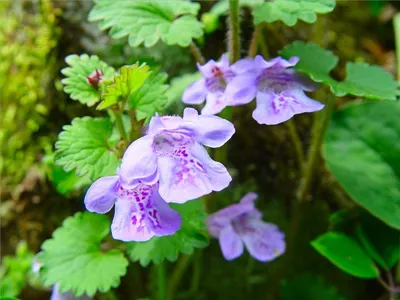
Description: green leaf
xmin=38 ymin=212 xmax=128 ymax=296
xmin=210 ymin=0 xmax=264 ymax=17
xmin=51 ymin=164 xmax=91 ymax=195
xmin=127 ymin=201 xmax=208 ymax=266
xmin=0 ymin=242 xmax=34 ymax=298
xmin=128 ymin=71 xmax=168 ymax=122
xmin=311 ymin=232 xmax=379 ymax=279
xmin=279 ymin=41 xmax=338 ymax=85
xmin=55 ymin=117 xmax=120 ymax=181
xmin=332 ymin=62 xmax=397 ymax=100
xmin=281 ymin=274 xmax=345 ymax=300
xmin=89 ymin=0 xmax=204 ymax=48
xmin=61 ymin=54 xmax=115 ymax=106
xmin=356 ymin=212 xmax=400 ymax=270
xmin=98 ymin=63 xmax=151 ymax=110
xmin=253 ymin=0 xmax=335 ymax=26
xmin=280 ymin=41 xmax=398 ymax=100
xmin=324 ymin=101 xmax=400 ymax=229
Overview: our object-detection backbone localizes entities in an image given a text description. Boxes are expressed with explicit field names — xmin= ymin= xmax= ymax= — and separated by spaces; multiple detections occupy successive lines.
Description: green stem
xmin=258 ymin=27 xmax=270 ymax=59
xmin=114 ymin=110 xmax=127 ymax=140
xmin=167 ymin=255 xmax=192 ymax=300
xmin=286 ymin=119 xmax=304 ymax=169
xmin=189 ymin=42 xmax=205 ymax=65
xmin=393 ymin=13 xmax=400 ymax=81
xmin=296 ymin=94 xmax=334 ymax=201
xmin=248 ymin=24 xmax=261 ymax=58
xmin=178 ymin=252 xmax=201 ymax=299
xmin=157 ymin=262 xmax=167 ymax=300
xmin=228 ymin=0 xmax=240 ymax=63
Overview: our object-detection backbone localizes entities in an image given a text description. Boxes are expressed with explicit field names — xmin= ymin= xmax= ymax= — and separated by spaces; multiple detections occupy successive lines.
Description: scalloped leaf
xmin=61 ymin=54 xmax=115 ymax=106
xmin=55 ymin=117 xmax=120 ymax=181
xmin=127 ymin=201 xmax=208 ymax=266
xmin=128 ymin=71 xmax=168 ymax=121
xmin=253 ymin=0 xmax=335 ymax=26
xmin=98 ymin=63 xmax=151 ymax=110
xmin=89 ymin=0 xmax=204 ymax=48
xmin=38 ymin=212 xmax=128 ymax=296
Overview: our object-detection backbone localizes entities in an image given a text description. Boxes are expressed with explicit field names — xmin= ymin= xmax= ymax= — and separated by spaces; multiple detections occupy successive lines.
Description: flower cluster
xmin=85 ymin=108 xmax=235 ymax=242
xmin=183 ymin=55 xmax=324 ymax=125
xmin=207 ymin=193 xmax=285 ymax=261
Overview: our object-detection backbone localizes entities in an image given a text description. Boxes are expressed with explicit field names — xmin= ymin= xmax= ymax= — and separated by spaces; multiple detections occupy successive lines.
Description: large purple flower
xmin=84 ymin=173 xmax=181 ymax=242
xmin=182 ymin=54 xmax=253 ymax=115
xmin=119 ymin=108 xmax=235 ymax=203
xmin=226 ymin=55 xmax=324 ymax=125
xmin=207 ymin=193 xmax=286 ymax=261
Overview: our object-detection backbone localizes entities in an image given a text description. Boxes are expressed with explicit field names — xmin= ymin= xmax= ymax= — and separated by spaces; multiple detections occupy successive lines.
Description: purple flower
xmin=226 ymin=55 xmax=324 ymax=125
xmin=119 ymin=108 xmax=234 ymax=203
xmin=84 ymin=173 xmax=181 ymax=242
xmin=51 ymin=283 xmax=92 ymax=300
xmin=207 ymin=193 xmax=286 ymax=261
xmin=182 ymin=54 xmax=254 ymax=115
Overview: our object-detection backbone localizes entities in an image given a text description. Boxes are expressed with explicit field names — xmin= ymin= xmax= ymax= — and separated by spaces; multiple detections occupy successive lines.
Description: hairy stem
xmin=248 ymin=24 xmax=261 ymax=58
xmin=189 ymin=42 xmax=205 ymax=65
xmin=178 ymin=252 xmax=201 ymax=298
xmin=228 ymin=0 xmax=240 ymax=63
xmin=167 ymin=255 xmax=192 ymax=300
xmin=157 ymin=262 xmax=167 ymax=300
xmin=286 ymin=119 xmax=305 ymax=169
xmin=296 ymin=93 xmax=334 ymax=201
xmin=113 ymin=109 xmax=127 ymax=140
xmin=393 ymin=13 xmax=400 ymax=81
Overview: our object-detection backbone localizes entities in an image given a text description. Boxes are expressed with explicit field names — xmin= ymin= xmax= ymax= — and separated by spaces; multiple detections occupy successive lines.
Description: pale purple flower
xmin=51 ymin=283 xmax=92 ymax=300
xmin=119 ymin=108 xmax=234 ymax=204
xmin=207 ymin=193 xmax=286 ymax=261
xmin=225 ymin=55 xmax=324 ymax=125
xmin=182 ymin=54 xmax=254 ymax=115
xmin=84 ymin=173 xmax=181 ymax=242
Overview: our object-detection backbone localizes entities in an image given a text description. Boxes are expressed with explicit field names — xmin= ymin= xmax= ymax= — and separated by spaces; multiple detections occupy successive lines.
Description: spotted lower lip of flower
xmin=207 ymin=192 xmax=286 ymax=262
xmin=84 ymin=174 xmax=181 ymax=242
xmin=225 ymin=55 xmax=324 ymax=125
xmin=182 ymin=54 xmax=255 ymax=115
xmin=119 ymin=108 xmax=235 ymax=204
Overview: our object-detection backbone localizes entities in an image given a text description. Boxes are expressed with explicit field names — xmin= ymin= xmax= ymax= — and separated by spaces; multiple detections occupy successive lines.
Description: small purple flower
xmin=51 ymin=283 xmax=92 ymax=300
xmin=119 ymin=108 xmax=235 ymax=203
xmin=226 ymin=55 xmax=324 ymax=125
xmin=182 ymin=54 xmax=254 ymax=115
xmin=207 ymin=193 xmax=286 ymax=261
xmin=84 ymin=173 xmax=181 ymax=242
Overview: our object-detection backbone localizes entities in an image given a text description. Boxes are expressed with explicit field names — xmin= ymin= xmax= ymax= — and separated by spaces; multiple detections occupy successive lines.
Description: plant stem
xmin=296 ymin=93 xmax=334 ymax=201
xmin=157 ymin=262 xmax=167 ymax=300
xmin=258 ymin=28 xmax=270 ymax=59
xmin=167 ymin=255 xmax=192 ymax=300
xmin=286 ymin=119 xmax=305 ymax=169
xmin=189 ymin=42 xmax=205 ymax=65
xmin=178 ymin=252 xmax=201 ymax=299
xmin=248 ymin=24 xmax=261 ymax=58
xmin=114 ymin=110 xmax=127 ymax=140
xmin=393 ymin=13 xmax=400 ymax=81
xmin=228 ymin=0 xmax=240 ymax=63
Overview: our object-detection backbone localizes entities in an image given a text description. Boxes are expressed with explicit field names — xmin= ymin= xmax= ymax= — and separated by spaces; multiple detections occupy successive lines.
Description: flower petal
xmin=225 ymin=74 xmax=257 ymax=106
xmin=151 ymin=190 xmax=182 ymax=236
xmin=182 ymin=79 xmax=207 ymax=105
xmin=201 ymin=92 xmax=227 ymax=115
xmin=158 ymin=142 xmax=232 ymax=203
xmin=219 ymin=225 xmax=244 ymax=261
xmin=240 ymin=192 xmax=258 ymax=204
xmin=252 ymin=92 xmax=295 ymax=125
xmin=51 ymin=283 xmax=92 ymax=300
xmin=241 ymin=220 xmax=286 ymax=262
xmin=231 ymin=58 xmax=256 ymax=74
xmin=289 ymin=89 xmax=325 ymax=114
xmin=84 ymin=176 xmax=119 ymax=214
xmin=111 ymin=199 xmax=155 ymax=242
xmin=119 ymin=135 xmax=158 ymax=187
xmin=183 ymin=107 xmax=235 ymax=148
xmin=207 ymin=202 xmax=253 ymax=237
